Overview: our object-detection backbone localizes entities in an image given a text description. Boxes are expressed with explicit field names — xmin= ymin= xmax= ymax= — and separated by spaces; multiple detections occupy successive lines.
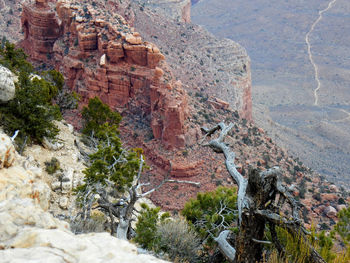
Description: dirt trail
xmin=331 ymin=108 xmax=350 ymax=123
xmin=305 ymin=0 xmax=337 ymax=106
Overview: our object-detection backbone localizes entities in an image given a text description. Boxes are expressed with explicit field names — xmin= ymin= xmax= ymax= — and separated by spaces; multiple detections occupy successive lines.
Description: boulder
xmin=42 ymin=137 xmax=64 ymax=151
xmin=321 ymin=193 xmax=338 ymax=202
xmin=0 ymin=66 xmax=16 ymax=103
xmin=324 ymin=206 xmax=337 ymax=219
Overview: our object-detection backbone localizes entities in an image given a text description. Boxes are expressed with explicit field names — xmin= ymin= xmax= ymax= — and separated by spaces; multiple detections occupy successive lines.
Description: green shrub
xmin=182 ymin=186 xmax=238 ymax=246
xmin=44 ymin=157 xmax=60 ymax=174
xmin=81 ymin=96 xmax=121 ymax=138
xmin=0 ymin=71 xmax=62 ymax=144
xmin=0 ymin=41 xmax=33 ymax=73
xmin=156 ymin=219 xmax=201 ymax=263
xmin=0 ymin=41 xmax=62 ymax=144
xmin=334 ymin=206 xmax=350 ymax=244
xmin=135 ymin=204 xmax=200 ymax=262
xmin=134 ymin=204 xmax=165 ymax=250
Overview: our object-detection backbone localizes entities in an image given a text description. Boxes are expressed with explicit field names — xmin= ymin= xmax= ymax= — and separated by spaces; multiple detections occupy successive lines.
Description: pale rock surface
xmin=324 ymin=206 xmax=337 ymax=218
xmin=0 ymin=131 xmax=169 ymax=263
xmin=23 ymin=121 xmax=86 ymax=216
xmin=0 ymin=131 xmax=16 ymax=168
xmin=42 ymin=137 xmax=64 ymax=151
xmin=0 ymin=65 xmax=16 ymax=103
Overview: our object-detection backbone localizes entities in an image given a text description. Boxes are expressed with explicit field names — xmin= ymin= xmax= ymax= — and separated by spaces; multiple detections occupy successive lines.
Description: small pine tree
xmin=182 ymin=186 xmax=238 ymax=246
xmin=134 ymin=204 xmax=165 ymax=250
xmin=81 ymin=96 xmax=122 ymax=138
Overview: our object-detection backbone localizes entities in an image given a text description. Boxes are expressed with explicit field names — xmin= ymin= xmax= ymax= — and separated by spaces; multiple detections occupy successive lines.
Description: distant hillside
xmin=192 ymin=0 xmax=350 ymax=187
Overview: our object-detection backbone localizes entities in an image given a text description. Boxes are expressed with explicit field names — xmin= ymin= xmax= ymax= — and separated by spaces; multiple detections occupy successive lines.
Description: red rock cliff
xmin=21 ymin=0 xmax=61 ymax=61
xmin=21 ymin=0 xmax=189 ymax=149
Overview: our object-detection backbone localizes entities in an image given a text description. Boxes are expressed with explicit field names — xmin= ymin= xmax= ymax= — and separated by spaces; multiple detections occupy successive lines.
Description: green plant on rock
xmin=0 ymin=41 xmax=33 ymax=73
xmin=0 ymin=41 xmax=62 ymax=144
xmin=75 ymin=97 xmax=148 ymax=240
xmin=44 ymin=157 xmax=60 ymax=174
xmin=156 ymin=219 xmax=202 ymax=263
xmin=135 ymin=204 xmax=201 ymax=262
xmin=134 ymin=204 xmax=168 ymax=250
xmin=334 ymin=206 xmax=350 ymax=245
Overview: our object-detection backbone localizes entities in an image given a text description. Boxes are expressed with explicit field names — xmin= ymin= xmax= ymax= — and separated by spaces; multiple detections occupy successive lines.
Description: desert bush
xmin=135 ymin=204 xmax=200 ymax=263
xmin=182 ymin=186 xmax=238 ymax=246
xmin=70 ymin=211 xmax=106 ymax=234
xmin=156 ymin=219 xmax=202 ymax=263
xmin=334 ymin=206 xmax=350 ymax=244
xmin=44 ymin=157 xmax=60 ymax=174
xmin=134 ymin=204 xmax=169 ymax=250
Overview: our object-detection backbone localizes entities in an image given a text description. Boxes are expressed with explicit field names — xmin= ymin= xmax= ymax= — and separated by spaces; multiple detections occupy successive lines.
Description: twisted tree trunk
xmin=201 ymin=122 xmax=326 ymax=263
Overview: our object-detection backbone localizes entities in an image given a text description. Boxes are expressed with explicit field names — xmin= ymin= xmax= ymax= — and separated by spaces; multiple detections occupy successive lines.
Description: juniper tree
xmin=74 ymin=97 xmax=199 ymax=239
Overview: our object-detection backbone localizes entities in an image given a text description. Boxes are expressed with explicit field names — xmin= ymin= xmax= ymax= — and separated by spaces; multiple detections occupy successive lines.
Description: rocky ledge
xmin=0 ymin=131 xmax=168 ymax=263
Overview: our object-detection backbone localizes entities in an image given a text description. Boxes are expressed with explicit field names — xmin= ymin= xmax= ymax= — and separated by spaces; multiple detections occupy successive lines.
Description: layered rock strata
xmin=21 ymin=0 xmax=189 ymax=148
xmin=131 ymin=1 xmax=253 ymax=121
xmin=21 ymin=0 xmax=61 ymax=61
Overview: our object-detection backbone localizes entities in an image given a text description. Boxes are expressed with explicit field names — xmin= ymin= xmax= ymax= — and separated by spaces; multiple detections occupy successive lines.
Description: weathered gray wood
xmin=201 ymin=122 xmax=326 ymax=263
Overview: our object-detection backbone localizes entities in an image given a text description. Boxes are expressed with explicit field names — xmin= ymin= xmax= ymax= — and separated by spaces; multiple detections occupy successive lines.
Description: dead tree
xmin=75 ymin=155 xmax=200 ymax=240
xmin=201 ymin=122 xmax=326 ymax=263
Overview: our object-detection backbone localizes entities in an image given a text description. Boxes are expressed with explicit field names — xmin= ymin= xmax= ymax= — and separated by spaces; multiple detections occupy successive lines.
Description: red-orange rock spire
xmin=21 ymin=0 xmax=188 ymax=149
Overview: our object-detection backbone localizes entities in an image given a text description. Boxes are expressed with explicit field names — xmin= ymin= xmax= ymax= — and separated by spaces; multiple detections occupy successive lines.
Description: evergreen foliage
xmin=81 ymin=96 xmax=122 ymax=138
xmin=76 ymin=98 xmax=139 ymax=194
xmin=44 ymin=157 xmax=61 ymax=175
xmin=134 ymin=204 xmax=167 ymax=250
xmin=334 ymin=206 xmax=350 ymax=244
xmin=0 ymin=41 xmax=62 ymax=144
xmin=182 ymin=186 xmax=238 ymax=246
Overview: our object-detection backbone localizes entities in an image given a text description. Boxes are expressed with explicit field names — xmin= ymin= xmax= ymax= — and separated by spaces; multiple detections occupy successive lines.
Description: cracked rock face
xmin=0 ymin=65 xmax=16 ymax=103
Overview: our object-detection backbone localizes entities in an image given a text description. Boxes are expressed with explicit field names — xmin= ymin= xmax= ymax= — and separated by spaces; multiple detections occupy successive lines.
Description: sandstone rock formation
xmin=0 ymin=65 xmax=16 ymax=103
xmin=21 ymin=0 xmax=61 ymax=61
xmin=0 ymin=132 xmax=169 ymax=263
xmin=131 ymin=1 xmax=253 ymax=121
xmin=21 ymin=0 xmax=189 ymax=149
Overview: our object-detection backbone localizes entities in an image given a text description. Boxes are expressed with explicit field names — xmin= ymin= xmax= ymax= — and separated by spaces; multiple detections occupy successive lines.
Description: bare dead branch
xmin=252 ymin=238 xmax=272 ymax=245
xmin=214 ymin=230 xmax=236 ymax=263
xmin=201 ymin=122 xmax=247 ymax=223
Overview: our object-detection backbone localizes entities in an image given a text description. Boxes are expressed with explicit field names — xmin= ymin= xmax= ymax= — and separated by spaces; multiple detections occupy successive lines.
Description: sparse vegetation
xmin=44 ymin=157 xmax=60 ymax=174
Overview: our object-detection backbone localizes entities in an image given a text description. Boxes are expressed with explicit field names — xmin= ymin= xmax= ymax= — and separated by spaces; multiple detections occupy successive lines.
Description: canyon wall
xmin=138 ymin=0 xmax=191 ymax=23
xmin=131 ymin=2 xmax=252 ymax=121
xmin=21 ymin=0 xmax=189 ymax=149
xmin=21 ymin=0 xmax=61 ymax=61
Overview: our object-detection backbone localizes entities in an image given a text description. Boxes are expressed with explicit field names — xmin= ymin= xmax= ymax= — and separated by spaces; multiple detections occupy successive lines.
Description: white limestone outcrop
xmin=0 ymin=65 xmax=16 ymax=103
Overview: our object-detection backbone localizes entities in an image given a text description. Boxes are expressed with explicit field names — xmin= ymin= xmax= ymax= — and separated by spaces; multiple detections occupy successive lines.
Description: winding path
xmin=331 ymin=108 xmax=350 ymax=123
xmin=305 ymin=0 xmax=337 ymax=106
